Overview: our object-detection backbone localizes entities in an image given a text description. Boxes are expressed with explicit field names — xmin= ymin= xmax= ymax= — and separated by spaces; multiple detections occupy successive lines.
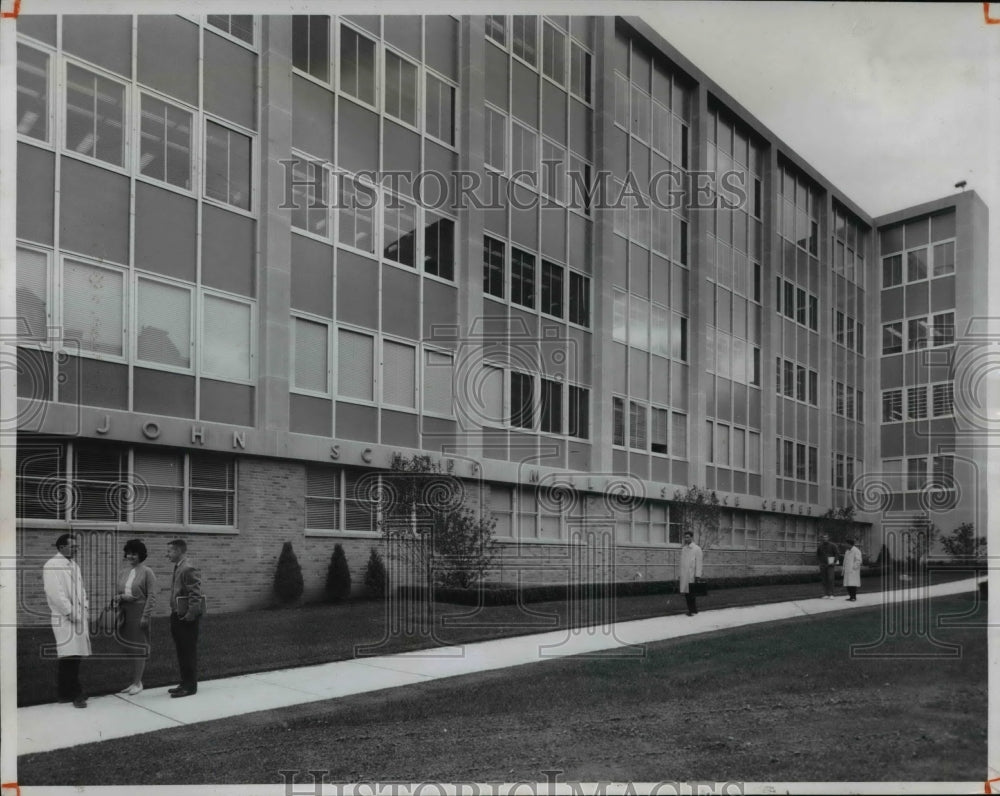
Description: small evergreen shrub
xmin=325 ymin=543 xmax=352 ymax=603
xmin=273 ymin=541 xmax=304 ymax=604
xmin=363 ymin=547 xmax=387 ymax=599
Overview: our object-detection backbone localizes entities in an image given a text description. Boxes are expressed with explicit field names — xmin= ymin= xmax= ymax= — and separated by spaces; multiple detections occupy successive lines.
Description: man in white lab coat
xmin=42 ymin=533 xmax=92 ymax=707
xmin=679 ymin=530 xmax=704 ymax=616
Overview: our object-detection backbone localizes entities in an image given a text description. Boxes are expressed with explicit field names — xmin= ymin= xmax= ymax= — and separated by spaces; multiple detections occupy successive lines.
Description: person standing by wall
xmin=42 ymin=533 xmax=91 ymax=708
xmin=167 ymin=539 xmax=204 ymax=698
xmin=116 ymin=539 xmax=157 ymax=696
xmin=816 ymin=533 xmax=839 ymax=599
xmin=843 ymin=537 xmax=863 ymax=601
xmin=679 ymin=531 xmax=704 ymax=616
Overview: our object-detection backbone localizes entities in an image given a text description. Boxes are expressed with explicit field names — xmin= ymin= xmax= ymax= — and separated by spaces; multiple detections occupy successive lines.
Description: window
xmin=426 ymin=74 xmax=455 ymax=146
xmin=882 ymin=322 xmax=903 ymax=355
xmin=933 ymin=312 xmax=955 ymax=347
xmin=189 ymin=454 xmax=236 ymax=525
xmin=485 ymin=106 xmax=506 ymax=171
xmin=204 ymin=120 xmax=251 ymax=210
xmin=423 ymin=349 xmax=454 ymax=415
xmin=907 ymin=457 xmax=928 ymax=491
xmin=511 ymin=122 xmax=537 ymax=183
xmin=835 ymin=381 xmax=845 ymax=416
xmin=63 ymin=259 xmax=124 ymax=357
xmin=337 ymin=328 xmax=374 ymax=400
xmin=540 ymin=378 xmax=562 ymax=433
xmin=716 ymin=423 xmax=730 ymax=466
xmin=907 ymin=385 xmax=927 ymax=420
xmin=290 ymin=155 xmax=329 ymax=236
xmin=907 ymin=317 xmax=928 ymax=350
xmin=16 ymin=247 xmax=48 ymax=342
xmin=783 ymin=360 xmax=794 ymax=398
xmin=292 ymin=16 xmax=330 ymax=82
xmin=133 ymin=450 xmax=184 ymax=523
xmin=568 ymin=386 xmax=589 ymax=439
xmin=382 ymin=340 xmax=416 ymax=409
xmin=344 ymin=469 xmax=376 ymax=532
xmin=933 ymin=241 xmax=955 ymax=277
xmin=305 ymin=465 xmax=340 ymax=529
xmin=424 ymin=213 xmax=455 ymax=280
xmin=484 ymin=237 xmax=505 ymax=298
xmin=384 ymin=51 xmax=418 ymax=126
xmin=137 ymin=278 xmax=191 ymax=368
xmin=795 ymin=365 xmax=806 ymax=403
xmin=808 ymin=371 xmax=817 ymax=406
xmin=907 ymin=248 xmax=927 ymax=282
xmin=612 ymin=396 xmax=625 ymax=446
xmin=629 ymin=401 xmax=647 ymax=450
xmin=808 ymin=295 xmax=818 ymax=331
xmin=340 ymin=25 xmax=376 ymax=105
xmin=138 ymin=94 xmax=193 ymax=189
xmin=795 ymin=288 xmax=806 ymax=325
xmin=512 ymin=15 xmax=538 ymax=65
xmin=202 ymin=294 xmax=252 ymax=380
xmin=882 ymin=254 xmax=902 ymax=288
xmin=882 ymin=390 xmax=902 ymax=422
xmin=65 ymin=62 xmax=126 ymax=167
xmin=383 ymin=197 xmax=417 ymax=267
xmin=613 ymin=291 xmax=627 ymax=342
xmin=784 ymin=282 xmax=795 ymax=320
xmin=673 ymin=413 xmax=688 ymax=459
xmin=614 ymin=73 xmax=629 ymax=129
xmin=338 ymin=177 xmax=376 ymax=253
xmin=17 ymin=43 xmax=49 ymax=142
xmin=651 ymin=408 xmax=669 ymax=454
xmin=541 ymin=22 xmax=565 ymax=85
xmin=511 ymin=248 xmax=536 ymax=308
xmin=932 ymin=454 xmax=954 ymax=489
xmin=568 ymin=272 xmax=590 ymax=327
xmin=293 ymin=317 xmax=329 ymax=393
xmin=207 ymin=15 xmax=254 ymax=45
xmin=511 ymin=371 xmax=534 ymax=429
xmin=541 ymin=260 xmax=564 ymax=318
xmin=569 ymin=42 xmax=591 ymax=102
xmin=932 ymin=382 xmax=954 ymax=417
xmin=834 ymin=310 xmax=845 ymax=345
xmin=846 ymin=318 xmax=855 ymax=350
xmin=74 ymin=445 xmax=127 ymax=521
xmin=857 ymin=322 xmax=864 ymax=355
xmin=485 ymin=15 xmax=506 ymax=46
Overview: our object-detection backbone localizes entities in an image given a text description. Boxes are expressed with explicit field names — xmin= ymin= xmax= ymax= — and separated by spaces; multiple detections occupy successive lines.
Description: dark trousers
xmin=821 ymin=566 xmax=836 ymax=595
xmin=684 ymin=593 xmax=698 ymax=614
xmin=57 ymin=656 xmax=83 ymax=700
xmin=170 ymin=613 xmax=200 ymax=691
xmin=847 ymin=586 xmax=858 ymax=600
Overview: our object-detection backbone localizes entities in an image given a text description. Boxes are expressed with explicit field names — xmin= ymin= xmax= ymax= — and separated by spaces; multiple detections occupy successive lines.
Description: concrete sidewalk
xmin=17 ymin=577 xmax=979 ymax=756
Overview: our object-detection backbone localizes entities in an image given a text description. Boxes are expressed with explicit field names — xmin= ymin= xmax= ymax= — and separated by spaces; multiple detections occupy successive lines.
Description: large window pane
xmin=294 ymin=317 xmax=329 ymax=392
xmin=63 ymin=260 xmax=124 ymax=356
xmin=140 ymin=94 xmax=193 ymax=189
xmin=340 ymin=25 xmax=376 ymax=105
xmin=133 ymin=449 xmax=184 ymax=523
xmin=16 ymin=247 xmax=48 ymax=341
xmin=383 ymin=197 xmax=417 ymax=267
xmin=425 ymin=74 xmax=455 ymax=146
xmin=17 ymin=43 xmax=49 ymax=142
xmin=292 ymin=16 xmax=330 ymax=82
xmin=424 ymin=349 xmax=454 ymax=415
xmin=424 ymin=213 xmax=454 ymax=280
xmin=205 ymin=120 xmax=251 ymax=210
xmin=384 ymin=51 xmax=418 ymax=126
xmin=65 ymin=63 xmax=125 ymax=166
xmin=383 ymin=340 xmax=416 ymax=408
xmin=137 ymin=278 xmax=191 ymax=367
xmin=202 ymin=294 xmax=251 ymax=380
xmin=338 ymin=328 xmax=374 ymax=400
xmin=189 ymin=454 xmax=235 ymax=525
xmin=338 ymin=177 xmax=376 ymax=253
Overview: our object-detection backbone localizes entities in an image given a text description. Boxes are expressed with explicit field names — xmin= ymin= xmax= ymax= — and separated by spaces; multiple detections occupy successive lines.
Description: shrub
xmin=273 ymin=541 xmax=304 ymax=604
xmin=325 ymin=543 xmax=352 ymax=603
xmin=362 ymin=547 xmax=387 ymax=599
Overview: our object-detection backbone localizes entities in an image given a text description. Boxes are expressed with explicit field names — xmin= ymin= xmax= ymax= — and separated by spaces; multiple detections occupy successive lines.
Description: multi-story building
xmin=12 ymin=14 xmax=988 ymax=615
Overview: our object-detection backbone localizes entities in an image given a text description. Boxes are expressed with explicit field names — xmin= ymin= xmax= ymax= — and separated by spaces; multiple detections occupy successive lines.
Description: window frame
xmin=63 ymin=56 xmax=130 ymax=173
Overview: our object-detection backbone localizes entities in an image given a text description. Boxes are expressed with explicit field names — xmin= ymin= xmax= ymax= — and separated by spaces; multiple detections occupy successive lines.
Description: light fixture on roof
xmin=955 ymin=180 xmax=968 ymax=191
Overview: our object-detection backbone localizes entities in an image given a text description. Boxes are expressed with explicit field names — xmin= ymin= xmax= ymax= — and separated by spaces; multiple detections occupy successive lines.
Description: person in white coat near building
xmin=843 ymin=537 xmax=863 ymax=601
xmin=679 ymin=531 xmax=704 ymax=616
xmin=42 ymin=533 xmax=92 ymax=707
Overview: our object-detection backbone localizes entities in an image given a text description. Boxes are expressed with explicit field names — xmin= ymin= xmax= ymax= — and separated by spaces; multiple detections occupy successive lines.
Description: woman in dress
xmin=116 ymin=539 xmax=157 ymax=695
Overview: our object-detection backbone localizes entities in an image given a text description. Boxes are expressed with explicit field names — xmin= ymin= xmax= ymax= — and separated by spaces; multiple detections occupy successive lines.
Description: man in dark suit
xmin=167 ymin=539 xmax=204 ymax=698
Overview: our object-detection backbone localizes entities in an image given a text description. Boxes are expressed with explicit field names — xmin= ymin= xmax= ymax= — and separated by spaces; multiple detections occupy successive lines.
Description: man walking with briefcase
xmin=679 ymin=531 xmax=704 ymax=616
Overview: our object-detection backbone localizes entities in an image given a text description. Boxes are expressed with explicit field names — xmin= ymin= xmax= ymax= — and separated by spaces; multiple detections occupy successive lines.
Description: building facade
xmin=13 ymin=14 xmax=988 ymax=617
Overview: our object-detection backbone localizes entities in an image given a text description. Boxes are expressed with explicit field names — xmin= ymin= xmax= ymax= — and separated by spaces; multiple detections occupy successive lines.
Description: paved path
xmin=17 ymin=577 xmax=979 ymax=756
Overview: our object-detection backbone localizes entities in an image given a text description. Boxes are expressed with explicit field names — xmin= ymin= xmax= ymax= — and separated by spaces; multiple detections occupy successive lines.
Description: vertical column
xmin=257 ymin=17 xmax=294 ymax=433
xmin=760 ymin=146 xmax=780 ymax=499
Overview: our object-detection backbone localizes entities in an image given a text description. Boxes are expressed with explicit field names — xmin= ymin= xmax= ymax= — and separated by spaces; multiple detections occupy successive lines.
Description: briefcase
xmin=689 ymin=581 xmax=708 ymax=597
xmin=176 ymin=595 xmax=207 ymax=617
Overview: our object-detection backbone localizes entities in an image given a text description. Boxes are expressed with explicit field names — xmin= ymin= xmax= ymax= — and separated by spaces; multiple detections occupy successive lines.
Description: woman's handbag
xmin=91 ymin=599 xmax=119 ymax=635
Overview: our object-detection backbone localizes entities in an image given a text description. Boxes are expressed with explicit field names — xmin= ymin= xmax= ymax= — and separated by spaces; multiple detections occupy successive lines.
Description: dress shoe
xmin=126 ymin=684 xmax=143 ymax=696
xmin=72 ymin=697 xmax=88 ymax=708
xmin=170 ymin=688 xmax=196 ymax=698
xmin=686 ymin=611 xmax=694 ymax=616
xmin=168 ymin=686 xmax=183 ymax=694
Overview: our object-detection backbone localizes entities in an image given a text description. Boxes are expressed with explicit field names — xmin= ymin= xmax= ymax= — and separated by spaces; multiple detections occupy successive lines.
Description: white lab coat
xmin=679 ymin=542 xmax=704 ymax=593
xmin=843 ymin=545 xmax=863 ymax=589
xmin=43 ymin=553 xmax=92 ymax=657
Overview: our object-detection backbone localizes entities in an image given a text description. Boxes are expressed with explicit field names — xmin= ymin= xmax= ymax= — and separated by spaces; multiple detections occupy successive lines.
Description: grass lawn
xmin=17 ymin=593 xmax=986 ymax=785
xmin=17 ymin=571 xmax=970 ymax=707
